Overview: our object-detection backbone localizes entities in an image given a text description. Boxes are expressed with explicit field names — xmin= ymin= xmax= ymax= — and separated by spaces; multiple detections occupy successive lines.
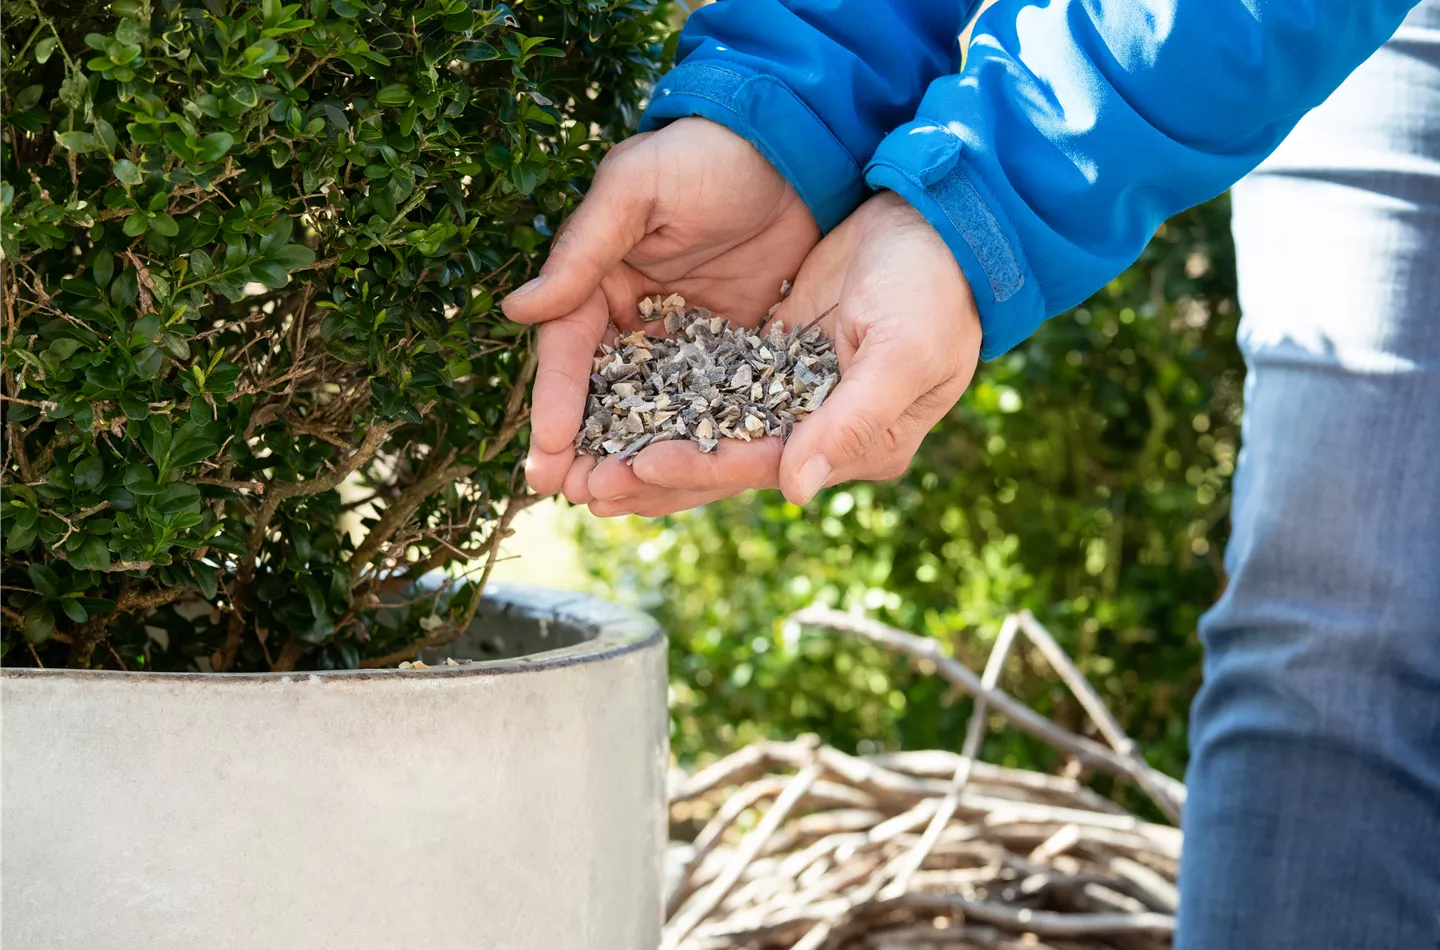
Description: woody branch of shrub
xmin=0 ymin=0 xmax=667 ymax=671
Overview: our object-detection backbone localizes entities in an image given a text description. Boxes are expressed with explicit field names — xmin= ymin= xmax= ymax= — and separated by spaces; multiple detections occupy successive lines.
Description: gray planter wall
xmin=1 ymin=584 xmax=667 ymax=950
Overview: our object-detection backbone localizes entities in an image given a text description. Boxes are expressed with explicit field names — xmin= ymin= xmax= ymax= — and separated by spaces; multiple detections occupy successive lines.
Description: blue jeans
xmin=1179 ymin=3 xmax=1440 ymax=946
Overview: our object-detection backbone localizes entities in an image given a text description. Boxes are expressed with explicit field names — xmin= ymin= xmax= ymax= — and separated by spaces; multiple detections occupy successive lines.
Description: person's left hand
xmin=572 ymin=191 xmax=984 ymax=517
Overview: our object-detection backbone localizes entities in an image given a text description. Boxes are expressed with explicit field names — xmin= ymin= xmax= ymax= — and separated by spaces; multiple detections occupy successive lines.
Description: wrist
xmin=639 ymin=59 xmax=866 ymax=232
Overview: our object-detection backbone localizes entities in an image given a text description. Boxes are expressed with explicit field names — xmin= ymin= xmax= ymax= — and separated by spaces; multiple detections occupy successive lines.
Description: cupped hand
xmin=501 ymin=118 xmax=820 ymax=496
xmin=582 ymin=190 xmax=983 ymax=517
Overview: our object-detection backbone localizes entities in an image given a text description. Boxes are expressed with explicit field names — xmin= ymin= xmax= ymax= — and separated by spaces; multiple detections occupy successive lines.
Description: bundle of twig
xmin=663 ymin=609 xmax=1186 ymax=950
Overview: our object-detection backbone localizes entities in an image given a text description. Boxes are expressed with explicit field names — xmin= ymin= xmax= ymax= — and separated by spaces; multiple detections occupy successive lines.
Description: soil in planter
xmin=418 ymin=597 xmax=587 ymax=664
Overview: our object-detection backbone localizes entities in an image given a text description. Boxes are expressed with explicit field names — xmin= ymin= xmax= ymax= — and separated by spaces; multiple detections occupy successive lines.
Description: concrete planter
xmin=1 ymin=584 xmax=667 ymax=950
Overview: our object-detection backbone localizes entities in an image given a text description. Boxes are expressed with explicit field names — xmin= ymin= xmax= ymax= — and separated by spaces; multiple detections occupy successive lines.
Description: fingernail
xmin=522 ymin=455 xmax=546 ymax=494
xmin=511 ymin=275 xmax=546 ymax=297
xmin=796 ymin=454 xmax=831 ymax=505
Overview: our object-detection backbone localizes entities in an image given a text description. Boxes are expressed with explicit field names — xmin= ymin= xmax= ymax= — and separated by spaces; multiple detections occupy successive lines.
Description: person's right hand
xmin=500 ymin=118 xmax=821 ymax=497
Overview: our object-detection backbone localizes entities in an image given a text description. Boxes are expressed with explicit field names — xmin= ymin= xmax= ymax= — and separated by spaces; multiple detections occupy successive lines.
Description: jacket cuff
xmin=640 ymin=61 xmax=865 ymax=234
xmin=865 ymin=121 xmax=1045 ymax=360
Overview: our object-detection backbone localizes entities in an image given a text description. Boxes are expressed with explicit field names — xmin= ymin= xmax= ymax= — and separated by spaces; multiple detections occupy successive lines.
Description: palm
xmin=582 ymin=192 xmax=981 ymax=516
xmin=502 ymin=118 xmax=821 ymax=495
xmin=591 ymin=120 xmax=819 ymax=329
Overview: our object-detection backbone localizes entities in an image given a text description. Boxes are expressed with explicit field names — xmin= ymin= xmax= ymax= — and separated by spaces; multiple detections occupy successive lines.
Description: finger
xmin=530 ymin=291 xmax=607 ymax=461
xmin=833 ymin=380 xmax=967 ymax=484
xmin=777 ymin=331 xmax=934 ymax=506
xmin=598 ymin=264 xmax=665 ymax=335
xmin=501 ymin=138 xmax=655 ymax=325
xmin=587 ymin=455 xmax=655 ymax=501
xmin=588 ymin=487 xmax=740 ymax=519
xmin=561 ymin=454 xmax=598 ymax=505
xmin=526 ymin=449 xmax=573 ymax=497
xmin=630 ymin=437 xmax=782 ymax=493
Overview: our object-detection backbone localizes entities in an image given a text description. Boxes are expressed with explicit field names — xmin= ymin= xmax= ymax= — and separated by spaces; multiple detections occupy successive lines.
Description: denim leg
xmin=1178 ymin=3 xmax=1440 ymax=947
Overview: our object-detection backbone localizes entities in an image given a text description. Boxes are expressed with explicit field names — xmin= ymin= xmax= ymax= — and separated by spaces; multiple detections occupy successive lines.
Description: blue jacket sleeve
xmin=638 ymin=0 xmax=971 ymax=232
xmin=865 ymin=0 xmax=1423 ymax=358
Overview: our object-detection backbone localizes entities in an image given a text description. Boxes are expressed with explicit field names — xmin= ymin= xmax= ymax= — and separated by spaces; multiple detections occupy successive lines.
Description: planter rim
xmin=0 ymin=582 xmax=661 ymax=684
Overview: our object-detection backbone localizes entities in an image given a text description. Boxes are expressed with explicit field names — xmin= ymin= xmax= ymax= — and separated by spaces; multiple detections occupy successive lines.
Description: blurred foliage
xmin=581 ymin=198 xmax=1240 ymax=785
xmin=1 ymin=0 xmax=667 ymax=671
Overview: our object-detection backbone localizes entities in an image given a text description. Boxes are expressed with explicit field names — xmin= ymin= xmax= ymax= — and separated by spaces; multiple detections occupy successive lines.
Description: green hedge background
xmin=580 ymin=197 xmax=1241 ymax=789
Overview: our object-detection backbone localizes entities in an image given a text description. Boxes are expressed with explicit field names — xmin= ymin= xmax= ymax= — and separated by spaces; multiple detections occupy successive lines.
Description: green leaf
xmin=269 ymin=243 xmax=316 ymax=269
xmin=28 ymin=564 xmax=61 ymax=598
xmin=16 ymin=84 xmax=45 ymax=111
xmin=376 ymin=84 xmax=412 ymax=106
xmin=56 ymin=131 xmax=101 ymax=154
xmin=153 ymin=483 xmax=202 ymax=515
xmin=466 ymin=287 xmax=494 ymax=315
xmin=47 ymin=338 xmax=82 ymax=361
xmin=93 ymin=248 xmax=115 ymax=288
xmin=160 ymin=330 xmax=191 ymax=360
xmin=149 ymin=213 xmax=180 ymax=237
xmin=122 ymin=212 xmax=150 ymax=237
xmin=112 ymin=268 xmax=140 ymax=308
xmin=69 ymin=537 xmax=112 ymax=572
xmin=129 ymin=346 xmax=161 ymax=380
xmin=4 ymin=405 xmax=37 ymax=425
xmin=61 ymin=277 xmax=100 ymax=298
xmin=169 ymin=432 xmax=221 ymax=469
xmin=196 ymin=132 xmax=234 ymax=163
xmin=229 ymin=78 xmax=260 ymax=109
xmin=331 ymin=0 xmax=360 ymax=17
xmin=95 ymin=118 xmax=118 ymax=152
xmin=76 ymin=597 xmax=116 ymax=615
xmin=460 ymin=41 xmax=498 ymax=63
xmin=74 ymin=456 xmax=105 ymax=491
xmin=370 ymin=185 xmax=396 ymax=219
xmin=325 ymin=338 xmax=369 ymax=363
xmin=267 ymin=141 xmax=292 ymax=168
xmin=250 ymin=260 xmax=289 ymax=288
xmin=143 ymin=415 xmax=173 ymax=467
xmin=510 ymin=165 xmax=537 ymax=195
xmin=24 ymin=604 xmax=55 ymax=644
xmin=130 ymin=313 xmax=161 ymax=347
xmin=113 ymin=158 xmax=142 ymax=184
xmin=61 ymin=598 xmax=89 ymax=623
xmin=115 ymin=17 xmax=148 ymax=46
xmin=211 ymin=275 xmax=246 ymax=301
xmin=189 ymin=248 xmax=214 ymax=280
xmin=35 ymin=37 xmax=59 ymax=64
xmin=59 ymin=64 xmax=90 ymax=112
xmin=191 ymin=560 xmax=219 ymax=599
xmin=204 ymin=363 xmax=241 ymax=394
xmin=123 ymin=465 xmax=162 ymax=495
xmin=120 ymin=395 xmax=151 ymax=420
xmin=5 ymin=520 xmax=38 ymax=553
xmin=300 ymin=575 xmax=327 ymax=619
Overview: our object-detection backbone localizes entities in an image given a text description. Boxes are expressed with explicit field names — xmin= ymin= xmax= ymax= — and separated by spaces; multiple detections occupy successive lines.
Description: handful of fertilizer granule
xmin=577 ymin=292 xmax=840 ymax=461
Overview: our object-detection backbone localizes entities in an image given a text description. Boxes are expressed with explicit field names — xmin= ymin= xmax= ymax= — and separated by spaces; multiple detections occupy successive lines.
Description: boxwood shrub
xmin=1 ymin=0 xmax=666 ymax=671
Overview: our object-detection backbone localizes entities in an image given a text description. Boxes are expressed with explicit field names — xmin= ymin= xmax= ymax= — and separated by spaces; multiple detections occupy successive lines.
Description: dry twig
xmin=663 ymin=609 xmax=1186 ymax=950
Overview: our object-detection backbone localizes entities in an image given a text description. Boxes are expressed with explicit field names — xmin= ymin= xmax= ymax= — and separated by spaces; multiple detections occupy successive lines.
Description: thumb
xmin=778 ymin=335 xmax=928 ymax=506
xmin=501 ymin=140 xmax=656 ymax=325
